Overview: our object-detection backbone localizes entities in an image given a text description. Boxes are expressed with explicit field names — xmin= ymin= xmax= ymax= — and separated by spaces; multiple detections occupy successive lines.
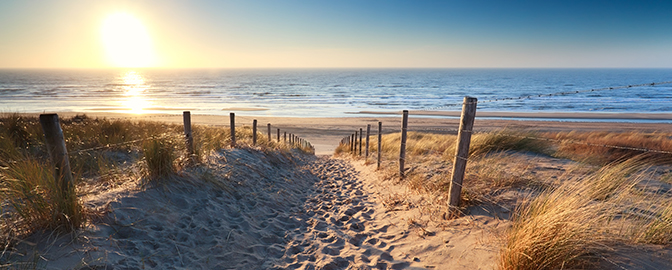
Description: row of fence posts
xmin=338 ymin=96 xmax=477 ymax=209
xmin=339 ymin=121 xmax=384 ymax=170
xmin=38 ymin=111 xmax=313 ymax=203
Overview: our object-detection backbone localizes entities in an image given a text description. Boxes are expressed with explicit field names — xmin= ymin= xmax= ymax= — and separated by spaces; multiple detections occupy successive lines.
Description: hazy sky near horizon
xmin=1 ymin=0 xmax=671 ymax=68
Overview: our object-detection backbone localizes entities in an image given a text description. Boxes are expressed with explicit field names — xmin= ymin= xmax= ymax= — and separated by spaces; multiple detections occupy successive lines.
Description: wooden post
xmin=359 ymin=128 xmax=363 ymax=156
xmin=39 ymin=114 xmax=75 ymax=199
xmin=267 ymin=123 xmax=272 ymax=142
xmin=354 ymin=130 xmax=358 ymax=156
xmin=284 ymin=132 xmax=287 ymax=142
xmin=350 ymin=134 xmax=355 ymax=153
xmin=366 ymin=124 xmax=371 ymax=158
xmin=229 ymin=113 xmax=236 ymax=147
xmin=448 ymin=97 xmax=478 ymax=208
xmin=252 ymin=119 xmax=258 ymax=145
xmin=183 ymin=111 xmax=194 ymax=157
xmin=277 ymin=128 xmax=280 ymax=142
xmin=377 ymin=121 xmax=382 ymax=170
xmin=400 ymin=110 xmax=408 ymax=178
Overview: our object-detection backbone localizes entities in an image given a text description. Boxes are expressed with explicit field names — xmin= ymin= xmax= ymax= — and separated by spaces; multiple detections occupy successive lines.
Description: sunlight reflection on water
xmin=121 ymin=71 xmax=149 ymax=114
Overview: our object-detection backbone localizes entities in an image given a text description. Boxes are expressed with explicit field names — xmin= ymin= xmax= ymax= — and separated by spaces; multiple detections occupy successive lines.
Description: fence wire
xmin=72 ymin=133 xmax=176 ymax=154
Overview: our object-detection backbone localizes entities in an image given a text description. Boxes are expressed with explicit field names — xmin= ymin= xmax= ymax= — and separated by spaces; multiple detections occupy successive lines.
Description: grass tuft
xmin=0 ymin=158 xmax=83 ymax=235
xmin=498 ymin=159 xmax=643 ymax=269
xmin=142 ymin=137 xmax=177 ymax=182
xmin=467 ymin=130 xmax=551 ymax=158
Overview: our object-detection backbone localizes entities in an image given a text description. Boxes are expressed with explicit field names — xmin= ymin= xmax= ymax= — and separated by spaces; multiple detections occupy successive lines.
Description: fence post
xmin=354 ymin=130 xmax=358 ymax=156
xmin=400 ymin=110 xmax=408 ymax=178
xmin=366 ymin=124 xmax=371 ymax=159
xmin=267 ymin=123 xmax=272 ymax=142
xmin=252 ymin=119 xmax=258 ymax=146
xmin=377 ymin=121 xmax=382 ymax=170
xmin=182 ymin=111 xmax=194 ymax=157
xmin=350 ymin=134 xmax=355 ymax=153
xmin=39 ymin=114 xmax=75 ymax=199
xmin=448 ymin=97 xmax=478 ymax=209
xmin=230 ymin=113 xmax=236 ymax=147
xmin=277 ymin=128 xmax=280 ymax=142
xmin=359 ymin=128 xmax=363 ymax=156
xmin=284 ymin=132 xmax=287 ymax=143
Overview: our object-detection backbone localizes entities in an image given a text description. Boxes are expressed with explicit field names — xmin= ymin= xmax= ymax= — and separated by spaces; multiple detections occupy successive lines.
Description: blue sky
xmin=1 ymin=0 xmax=671 ymax=68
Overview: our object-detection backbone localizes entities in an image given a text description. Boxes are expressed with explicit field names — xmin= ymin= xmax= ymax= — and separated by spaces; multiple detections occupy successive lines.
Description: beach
xmin=7 ymin=111 xmax=672 ymax=269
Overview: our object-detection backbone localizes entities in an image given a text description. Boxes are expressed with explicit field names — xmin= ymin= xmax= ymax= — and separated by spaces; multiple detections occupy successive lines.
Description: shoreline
xmin=18 ymin=111 xmax=672 ymax=155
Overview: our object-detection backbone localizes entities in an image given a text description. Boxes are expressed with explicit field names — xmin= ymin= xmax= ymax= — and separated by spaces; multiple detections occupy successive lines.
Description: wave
xmin=0 ymin=88 xmax=24 ymax=92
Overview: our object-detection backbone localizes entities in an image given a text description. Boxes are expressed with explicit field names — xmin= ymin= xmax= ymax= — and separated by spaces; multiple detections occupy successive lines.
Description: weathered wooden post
xmin=359 ymin=128 xmax=364 ymax=156
xmin=377 ymin=121 xmax=382 ymax=170
xmin=284 ymin=132 xmax=287 ymax=143
xmin=366 ymin=124 xmax=371 ymax=158
xmin=400 ymin=110 xmax=408 ymax=178
xmin=277 ymin=128 xmax=280 ymax=142
xmin=267 ymin=123 xmax=272 ymax=142
xmin=350 ymin=134 xmax=355 ymax=153
xmin=448 ymin=97 xmax=478 ymax=209
xmin=252 ymin=119 xmax=258 ymax=146
xmin=229 ymin=113 xmax=236 ymax=147
xmin=354 ymin=130 xmax=358 ymax=156
xmin=39 ymin=114 xmax=75 ymax=201
xmin=183 ymin=111 xmax=194 ymax=157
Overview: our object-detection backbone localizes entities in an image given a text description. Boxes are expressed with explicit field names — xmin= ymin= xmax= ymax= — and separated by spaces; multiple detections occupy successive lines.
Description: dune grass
xmin=142 ymin=137 xmax=179 ymax=183
xmin=548 ymin=131 xmax=672 ymax=165
xmin=0 ymin=113 xmax=313 ymax=242
xmin=498 ymin=159 xmax=648 ymax=269
xmin=0 ymin=158 xmax=83 ymax=235
xmin=337 ymin=130 xmax=553 ymax=207
xmin=336 ymin=128 xmax=672 ymax=268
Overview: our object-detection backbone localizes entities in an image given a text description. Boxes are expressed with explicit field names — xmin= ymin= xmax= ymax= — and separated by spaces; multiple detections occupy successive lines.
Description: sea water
xmin=0 ymin=68 xmax=670 ymax=119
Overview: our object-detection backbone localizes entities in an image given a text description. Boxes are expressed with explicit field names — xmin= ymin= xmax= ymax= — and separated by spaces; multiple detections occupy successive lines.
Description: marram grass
xmin=0 ymin=113 xmax=313 ymax=240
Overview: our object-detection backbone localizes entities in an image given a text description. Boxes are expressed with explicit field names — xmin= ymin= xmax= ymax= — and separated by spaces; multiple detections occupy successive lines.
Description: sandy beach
xmin=8 ymin=111 xmax=671 ymax=269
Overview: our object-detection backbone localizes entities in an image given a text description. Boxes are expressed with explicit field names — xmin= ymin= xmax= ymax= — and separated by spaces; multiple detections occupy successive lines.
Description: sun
xmin=101 ymin=12 xmax=157 ymax=68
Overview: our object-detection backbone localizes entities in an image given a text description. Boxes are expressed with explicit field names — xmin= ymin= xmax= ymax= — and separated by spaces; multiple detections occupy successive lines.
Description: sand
xmin=9 ymin=112 xmax=672 ymax=269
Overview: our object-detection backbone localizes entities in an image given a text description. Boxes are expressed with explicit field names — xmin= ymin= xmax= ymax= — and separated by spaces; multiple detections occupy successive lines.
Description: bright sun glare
xmin=101 ymin=13 xmax=157 ymax=68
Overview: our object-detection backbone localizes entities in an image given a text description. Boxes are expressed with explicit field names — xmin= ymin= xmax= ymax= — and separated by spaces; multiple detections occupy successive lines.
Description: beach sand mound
xmin=8 ymin=147 xmax=508 ymax=269
xmin=11 ymin=148 xmax=318 ymax=269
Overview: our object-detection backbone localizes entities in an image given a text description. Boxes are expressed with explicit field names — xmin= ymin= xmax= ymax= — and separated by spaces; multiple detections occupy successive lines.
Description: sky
xmin=1 ymin=0 xmax=671 ymax=68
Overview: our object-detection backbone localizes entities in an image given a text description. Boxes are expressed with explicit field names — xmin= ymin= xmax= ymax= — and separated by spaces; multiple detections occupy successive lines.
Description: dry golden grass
xmin=339 ymin=128 xmax=672 ymax=268
xmin=0 ymin=158 xmax=83 ymax=238
xmin=498 ymin=159 xmax=649 ymax=269
xmin=351 ymin=130 xmax=554 ymax=208
xmin=0 ymin=113 xmax=313 ymax=242
xmin=549 ymin=131 xmax=672 ymax=165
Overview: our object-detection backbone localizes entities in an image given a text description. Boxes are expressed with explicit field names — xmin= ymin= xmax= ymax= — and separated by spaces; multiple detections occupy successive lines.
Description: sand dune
xmin=11 ymin=146 xmax=506 ymax=269
xmin=9 ymin=112 xmax=672 ymax=269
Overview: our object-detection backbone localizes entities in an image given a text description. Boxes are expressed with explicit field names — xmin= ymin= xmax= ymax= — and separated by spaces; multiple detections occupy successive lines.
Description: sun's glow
xmin=101 ymin=13 xmax=157 ymax=67
xmin=121 ymin=71 xmax=150 ymax=114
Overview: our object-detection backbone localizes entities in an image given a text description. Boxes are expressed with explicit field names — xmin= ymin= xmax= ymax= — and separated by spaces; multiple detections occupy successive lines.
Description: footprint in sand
xmin=273 ymin=157 xmax=411 ymax=270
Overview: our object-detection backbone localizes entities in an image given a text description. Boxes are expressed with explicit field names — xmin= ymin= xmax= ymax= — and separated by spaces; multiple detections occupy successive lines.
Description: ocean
xmin=0 ymin=68 xmax=670 ymax=120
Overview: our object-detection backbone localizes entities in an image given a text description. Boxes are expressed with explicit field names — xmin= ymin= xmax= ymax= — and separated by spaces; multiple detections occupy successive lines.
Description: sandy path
xmin=275 ymin=157 xmax=412 ymax=269
xmin=275 ymin=156 xmax=505 ymax=270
